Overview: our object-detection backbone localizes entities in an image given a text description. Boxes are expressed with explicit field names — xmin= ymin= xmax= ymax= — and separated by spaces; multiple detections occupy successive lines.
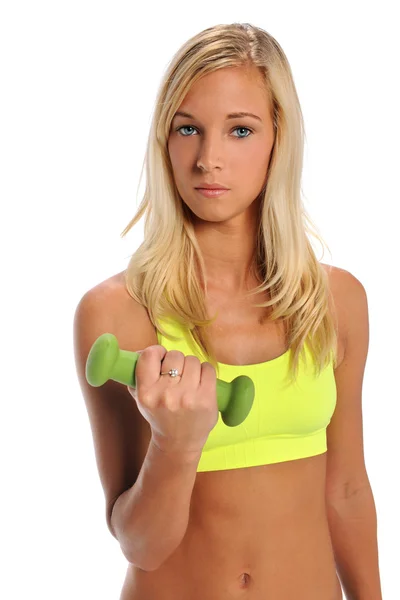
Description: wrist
xmin=150 ymin=436 xmax=203 ymax=463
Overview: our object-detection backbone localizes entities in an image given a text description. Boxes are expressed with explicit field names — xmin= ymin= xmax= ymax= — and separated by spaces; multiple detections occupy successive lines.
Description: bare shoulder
xmin=86 ymin=270 xmax=135 ymax=306
xmin=84 ymin=269 xmax=158 ymax=350
xmin=320 ymin=263 xmax=350 ymax=365
xmin=320 ymin=261 xmax=346 ymax=282
xmin=320 ymin=262 xmax=363 ymax=306
xmin=320 ymin=262 xmax=365 ymax=363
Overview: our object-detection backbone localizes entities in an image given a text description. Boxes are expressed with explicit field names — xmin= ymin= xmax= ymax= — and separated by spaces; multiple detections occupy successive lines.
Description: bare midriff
xmin=119 ymin=452 xmax=343 ymax=600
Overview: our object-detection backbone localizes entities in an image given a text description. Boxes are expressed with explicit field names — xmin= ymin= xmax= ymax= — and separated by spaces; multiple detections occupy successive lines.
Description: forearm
xmin=111 ymin=438 xmax=201 ymax=571
xmin=326 ymin=484 xmax=383 ymax=600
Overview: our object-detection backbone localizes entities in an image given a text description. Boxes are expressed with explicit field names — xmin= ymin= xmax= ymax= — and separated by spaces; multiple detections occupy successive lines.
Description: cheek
xmin=244 ymin=146 xmax=271 ymax=179
xmin=246 ymin=141 xmax=271 ymax=166
xmin=236 ymin=152 xmax=268 ymax=183
xmin=169 ymin=143 xmax=190 ymax=173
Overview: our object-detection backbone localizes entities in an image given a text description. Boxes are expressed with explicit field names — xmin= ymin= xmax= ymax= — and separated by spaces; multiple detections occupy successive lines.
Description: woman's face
xmin=167 ymin=65 xmax=275 ymax=224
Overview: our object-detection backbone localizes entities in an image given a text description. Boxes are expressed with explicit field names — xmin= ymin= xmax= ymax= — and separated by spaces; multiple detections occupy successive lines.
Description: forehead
xmin=174 ymin=67 xmax=270 ymax=121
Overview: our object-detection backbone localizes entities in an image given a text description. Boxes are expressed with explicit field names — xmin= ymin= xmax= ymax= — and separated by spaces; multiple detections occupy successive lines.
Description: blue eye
xmin=176 ymin=125 xmax=253 ymax=139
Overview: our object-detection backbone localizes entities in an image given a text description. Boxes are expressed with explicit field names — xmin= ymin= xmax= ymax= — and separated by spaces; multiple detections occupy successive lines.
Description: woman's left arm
xmin=324 ymin=268 xmax=383 ymax=600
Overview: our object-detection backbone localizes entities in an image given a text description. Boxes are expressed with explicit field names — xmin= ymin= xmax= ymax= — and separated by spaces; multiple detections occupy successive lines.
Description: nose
xmin=196 ymin=135 xmax=224 ymax=171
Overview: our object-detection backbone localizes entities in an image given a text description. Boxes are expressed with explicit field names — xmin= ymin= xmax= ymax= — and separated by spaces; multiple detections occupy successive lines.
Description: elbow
xmin=107 ymin=503 xmax=154 ymax=571
xmin=122 ymin=540 xmax=181 ymax=572
xmin=120 ymin=543 xmax=157 ymax=572
xmin=112 ymin=523 xmax=164 ymax=572
xmin=112 ymin=528 xmax=159 ymax=572
xmin=108 ymin=500 xmax=182 ymax=572
xmin=121 ymin=542 xmax=169 ymax=572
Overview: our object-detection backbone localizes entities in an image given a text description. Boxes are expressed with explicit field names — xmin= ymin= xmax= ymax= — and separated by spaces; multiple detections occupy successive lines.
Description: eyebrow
xmin=172 ymin=110 xmax=262 ymax=123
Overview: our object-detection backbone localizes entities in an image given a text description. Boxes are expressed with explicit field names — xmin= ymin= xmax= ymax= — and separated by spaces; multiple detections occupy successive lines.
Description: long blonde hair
xmin=120 ymin=22 xmax=337 ymax=386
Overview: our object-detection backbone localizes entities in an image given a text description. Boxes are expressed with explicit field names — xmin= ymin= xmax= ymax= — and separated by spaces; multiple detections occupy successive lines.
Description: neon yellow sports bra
xmin=156 ymin=315 xmax=337 ymax=473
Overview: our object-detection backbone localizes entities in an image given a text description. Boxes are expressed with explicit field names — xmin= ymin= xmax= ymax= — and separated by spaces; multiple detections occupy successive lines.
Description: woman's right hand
xmin=127 ymin=345 xmax=219 ymax=456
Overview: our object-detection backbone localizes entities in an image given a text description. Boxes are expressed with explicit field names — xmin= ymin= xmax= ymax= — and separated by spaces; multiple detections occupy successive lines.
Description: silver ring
xmin=160 ymin=368 xmax=181 ymax=378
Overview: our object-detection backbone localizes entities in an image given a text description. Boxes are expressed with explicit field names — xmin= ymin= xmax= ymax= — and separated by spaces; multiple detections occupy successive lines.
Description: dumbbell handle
xmin=85 ymin=333 xmax=254 ymax=427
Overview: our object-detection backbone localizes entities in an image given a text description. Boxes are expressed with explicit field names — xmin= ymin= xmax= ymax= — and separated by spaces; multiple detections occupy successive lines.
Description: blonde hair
xmin=120 ymin=22 xmax=338 ymax=386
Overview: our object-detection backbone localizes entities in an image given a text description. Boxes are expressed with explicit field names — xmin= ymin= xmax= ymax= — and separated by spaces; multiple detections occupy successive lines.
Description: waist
xmin=123 ymin=511 xmax=341 ymax=600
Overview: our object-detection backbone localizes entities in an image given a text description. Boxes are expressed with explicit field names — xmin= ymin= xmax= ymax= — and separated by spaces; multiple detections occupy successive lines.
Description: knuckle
xmin=166 ymin=350 xmax=185 ymax=360
xmin=141 ymin=346 xmax=154 ymax=355
xmin=162 ymin=387 xmax=178 ymax=404
xmin=185 ymin=354 xmax=201 ymax=364
xmin=165 ymin=398 xmax=180 ymax=412
xmin=181 ymin=391 xmax=196 ymax=407
xmin=140 ymin=346 xmax=158 ymax=359
xmin=140 ymin=391 xmax=153 ymax=405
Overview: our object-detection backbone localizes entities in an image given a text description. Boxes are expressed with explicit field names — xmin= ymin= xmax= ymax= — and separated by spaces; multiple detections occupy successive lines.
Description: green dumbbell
xmin=85 ymin=332 xmax=254 ymax=427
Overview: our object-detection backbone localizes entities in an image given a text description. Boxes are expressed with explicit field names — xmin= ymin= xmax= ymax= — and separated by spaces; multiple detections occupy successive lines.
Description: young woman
xmin=74 ymin=22 xmax=382 ymax=600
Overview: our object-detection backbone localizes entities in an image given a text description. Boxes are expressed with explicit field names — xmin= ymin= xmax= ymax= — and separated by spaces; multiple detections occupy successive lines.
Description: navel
xmin=238 ymin=571 xmax=252 ymax=588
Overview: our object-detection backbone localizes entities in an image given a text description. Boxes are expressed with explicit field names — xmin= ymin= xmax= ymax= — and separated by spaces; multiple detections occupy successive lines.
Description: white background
xmin=1 ymin=1 xmax=398 ymax=598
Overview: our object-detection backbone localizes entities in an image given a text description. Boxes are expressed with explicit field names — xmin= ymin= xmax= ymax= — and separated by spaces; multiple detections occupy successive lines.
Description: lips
xmin=195 ymin=188 xmax=229 ymax=197
xmin=195 ymin=184 xmax=229 ymax=190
